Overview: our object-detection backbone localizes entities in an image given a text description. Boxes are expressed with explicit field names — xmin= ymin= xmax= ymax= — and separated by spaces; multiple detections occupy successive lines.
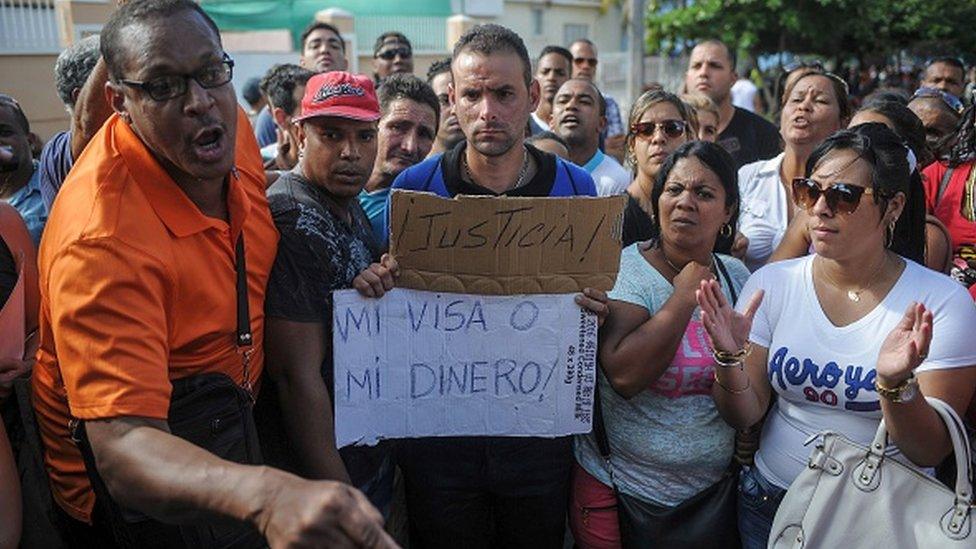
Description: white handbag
xmin=768 ymin=397 xmax=974 ymax=548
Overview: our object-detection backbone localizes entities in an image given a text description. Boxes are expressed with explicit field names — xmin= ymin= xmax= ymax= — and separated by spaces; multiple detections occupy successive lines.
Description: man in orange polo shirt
xmin=32 ymin=1 xmax=395 ymax=547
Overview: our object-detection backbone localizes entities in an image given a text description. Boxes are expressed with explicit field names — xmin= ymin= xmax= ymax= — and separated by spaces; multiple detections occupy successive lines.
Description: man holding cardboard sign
xmin=378 ymin=23 xmax=612 ymax=549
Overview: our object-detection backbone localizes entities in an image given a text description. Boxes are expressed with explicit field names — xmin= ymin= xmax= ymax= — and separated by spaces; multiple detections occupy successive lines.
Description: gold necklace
xmin=660 ymin=246 xmax=714 ymax=275
xmin=818 ymin=254 xmax=888 ymax=302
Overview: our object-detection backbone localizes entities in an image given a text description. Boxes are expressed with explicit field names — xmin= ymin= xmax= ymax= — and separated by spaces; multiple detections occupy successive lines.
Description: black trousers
xmin=398 ymin=436 xmax=572 ymax=549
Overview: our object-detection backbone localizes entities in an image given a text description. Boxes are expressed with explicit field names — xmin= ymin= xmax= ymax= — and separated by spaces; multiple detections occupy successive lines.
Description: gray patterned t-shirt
xmin=265 ymin=170 xmax=386 ymax=488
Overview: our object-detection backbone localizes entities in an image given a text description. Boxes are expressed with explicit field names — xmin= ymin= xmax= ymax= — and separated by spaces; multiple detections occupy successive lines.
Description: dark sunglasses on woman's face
xmin=791 ymin=178 xmax=876 ymax=215
xmin=631 ymin=120 xmax=687 ymax=139
xmin=376 ymin=46 xmax=412 ymax=60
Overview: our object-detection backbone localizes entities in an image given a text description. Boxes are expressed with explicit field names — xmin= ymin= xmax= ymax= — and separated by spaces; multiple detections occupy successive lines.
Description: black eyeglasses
xmin=120 ymin=53 xmax=234 ymax=102
xmin=375 ymin=46 xmax=412 ymax=60
xmin=792 ymin=178 xmax=877 ymax=215
xmin=631 ymin=120 xmax=687 ymax=139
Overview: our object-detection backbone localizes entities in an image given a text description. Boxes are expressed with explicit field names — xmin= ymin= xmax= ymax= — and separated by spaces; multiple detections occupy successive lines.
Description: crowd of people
xmin=1 ymin=0 xmax=975 ymax=547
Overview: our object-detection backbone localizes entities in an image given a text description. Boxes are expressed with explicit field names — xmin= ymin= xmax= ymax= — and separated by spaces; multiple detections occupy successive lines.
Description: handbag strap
xmin=935 ymin=166 xmax=955 ymax=208
xmin=234 ymin=234 xmax=255 ymax=399
xmin=872 ymin=397 xmax=974 ymax=504
xmin=235 ymin=235 xmax=252 ymax=347
xmin=713 ymin=254 xmax=738 ymax=305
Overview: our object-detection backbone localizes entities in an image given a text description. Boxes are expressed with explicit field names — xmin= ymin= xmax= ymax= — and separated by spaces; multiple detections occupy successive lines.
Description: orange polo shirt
xmin=32 ymin=109 xmax=278 ymax=523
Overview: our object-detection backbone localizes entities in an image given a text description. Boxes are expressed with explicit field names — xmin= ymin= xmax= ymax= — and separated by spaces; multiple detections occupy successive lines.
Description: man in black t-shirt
xmin=263 ymin=71 xmax=399 ymax=515
xmin=685 ymin=40 xmax=781 ymax=168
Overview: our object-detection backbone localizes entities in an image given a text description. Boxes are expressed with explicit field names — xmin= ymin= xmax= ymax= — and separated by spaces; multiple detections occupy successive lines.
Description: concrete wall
xmin=1 ymin=54 xmax=68 ymax=141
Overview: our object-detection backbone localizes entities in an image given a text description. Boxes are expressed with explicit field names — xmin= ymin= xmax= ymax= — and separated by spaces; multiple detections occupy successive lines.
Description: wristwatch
xmin=875 ymin=373 xmax=918 ymax=403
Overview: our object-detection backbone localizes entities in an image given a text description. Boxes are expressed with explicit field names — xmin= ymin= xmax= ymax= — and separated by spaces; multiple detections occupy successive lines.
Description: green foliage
xmin=645 ymin=0 xmax=976 ymax=61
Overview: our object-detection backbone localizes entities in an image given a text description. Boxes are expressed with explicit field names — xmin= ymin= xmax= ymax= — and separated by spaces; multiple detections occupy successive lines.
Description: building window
xmin=531 ymin=8 xmax=543 ymax=36
xmin=564 ymin=24 xmax=588 ymax=46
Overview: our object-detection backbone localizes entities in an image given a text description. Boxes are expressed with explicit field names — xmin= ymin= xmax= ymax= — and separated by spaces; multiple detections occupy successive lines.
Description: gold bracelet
xmin=712 ymin=343 xmax=752 ymax=364
xmin=713 ymin=369 xmax=751 ymax=394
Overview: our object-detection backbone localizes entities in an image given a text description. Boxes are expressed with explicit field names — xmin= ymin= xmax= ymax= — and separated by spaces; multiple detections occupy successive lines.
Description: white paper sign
xmin=332 ymin=288 xmax=597 ymax=447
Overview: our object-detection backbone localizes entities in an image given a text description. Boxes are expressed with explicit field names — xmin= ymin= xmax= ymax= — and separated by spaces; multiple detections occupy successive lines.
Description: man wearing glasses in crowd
xmin=569 ymin=38 xmax=626 ymax=161
xmin=31 ymin=1 xmax=394 ymax=546
xmin=373 ymin=32 xmax=414 ymax=84
xmin=909 ymin=86 xmax=964 ymax=161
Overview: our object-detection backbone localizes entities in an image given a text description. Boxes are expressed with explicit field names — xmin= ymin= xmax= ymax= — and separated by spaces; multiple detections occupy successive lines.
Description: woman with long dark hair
xmin=698 ymin=123 xmax=976 ymax=548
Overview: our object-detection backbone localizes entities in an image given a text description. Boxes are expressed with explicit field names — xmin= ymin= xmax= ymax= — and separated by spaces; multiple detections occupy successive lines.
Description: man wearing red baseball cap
xmin=263 ymin=71 xmax=401 ymax=515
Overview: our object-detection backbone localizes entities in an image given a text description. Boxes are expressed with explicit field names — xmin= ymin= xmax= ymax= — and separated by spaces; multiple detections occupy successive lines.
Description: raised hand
xmin=696 ymin=279 xmax=763 ymax=353
xmin=876 ymin=302 xmax=933 ymax=386
xmin=672 ymin=261 xmax=716 ymax=306
xmin=352 ymin=254 xmax=400 ymax=298
xmin=576 ymin=287 xmax=609 ymax=327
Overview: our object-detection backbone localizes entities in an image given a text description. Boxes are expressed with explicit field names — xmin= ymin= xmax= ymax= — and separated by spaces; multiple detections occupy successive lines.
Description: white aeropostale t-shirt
xmin=738 ymin=255 xmax=976 ymax=489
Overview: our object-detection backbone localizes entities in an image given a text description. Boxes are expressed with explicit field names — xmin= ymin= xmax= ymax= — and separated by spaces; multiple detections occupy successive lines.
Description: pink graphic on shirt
xmin=649 ymin=320 xmax=715 ymax=398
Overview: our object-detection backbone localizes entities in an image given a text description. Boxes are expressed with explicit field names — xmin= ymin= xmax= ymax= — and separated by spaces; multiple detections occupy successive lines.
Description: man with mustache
xmin=32 ymin=2 xmax=393 ymax=546
xmin=426 ymin=57 xmax=465 ymax=156
xmin=530 ymin=45 xmax=572 ymax=135
xmin=264 ymin=70 xmax=401 ymax=516
xmin=389 ymin=24 xmax=608 ymax=548
xmin=359 ymin=74 xmax=438 ymax=244
xmin=684 ymin=39 xmax=780 ymax=168
xmin=551 ymin=78 xmax=630 ymax=196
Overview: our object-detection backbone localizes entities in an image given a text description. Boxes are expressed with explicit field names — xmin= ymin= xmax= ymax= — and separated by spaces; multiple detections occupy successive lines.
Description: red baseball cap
xmin=294 ymin=71 xmax=380 ymax=122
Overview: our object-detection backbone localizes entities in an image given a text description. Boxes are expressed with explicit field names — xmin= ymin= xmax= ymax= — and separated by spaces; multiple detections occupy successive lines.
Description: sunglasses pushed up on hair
xmin=630 ymin=120 xmax=687 ymax=139
xmin=791 ymin=177 xmax=879 ymax=215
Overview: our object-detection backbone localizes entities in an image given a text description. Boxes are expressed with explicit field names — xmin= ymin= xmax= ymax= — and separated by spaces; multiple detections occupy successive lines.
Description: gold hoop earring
xmin=720 ymin=223 xmax=733 ymax=238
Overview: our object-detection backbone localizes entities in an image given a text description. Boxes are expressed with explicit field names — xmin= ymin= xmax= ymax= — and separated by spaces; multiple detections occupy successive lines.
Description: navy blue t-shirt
xmin=38 ymin=130 xmax=73 ymax=211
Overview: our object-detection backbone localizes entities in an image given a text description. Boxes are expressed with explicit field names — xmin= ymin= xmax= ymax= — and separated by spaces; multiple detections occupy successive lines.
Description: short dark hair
xmin=560 ymin=77 xmax=606 ymax=117
xmin=54 ymin=35 xmax=100 ymax=109
xmin=652 ymin=140 xmax=739 ymax=254
xmin=453 ymin=24 xmax=532 ymax=88
xmin=260 ymin=64 xmax=314 ymax=117
xmin=377 ymin=73 xmax=439 ymax=128
xmin=426 ymin=57 xmax=452 ymax=84
xmin=526 ymin=130 xmax=567 ymax=149
xmin=100 ymin=0 xmax=220 ymax=81
xmin=693 ymin=39 xmax=736 ymax=71
xmin=300 ymin=21 xmax=344 ymax=53
xmin=927 ymin=56 xmax=965 ymax=73
xmin=242 ymin=77 xmax=262 ymax=106
xmin=538 ymin=45 xmax=572 ymax=68
xmin=374 ymin=31 xmax=411 ymax=56
xmin=0 ymin=94 xmax=30 ymax=134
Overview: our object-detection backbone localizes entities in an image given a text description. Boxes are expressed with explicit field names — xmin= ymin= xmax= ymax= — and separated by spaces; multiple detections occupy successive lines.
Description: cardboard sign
xmin=389 ymin=191 xmax=626 ymax=295
xmin=332 ymin=288 xmax=598 ymax=447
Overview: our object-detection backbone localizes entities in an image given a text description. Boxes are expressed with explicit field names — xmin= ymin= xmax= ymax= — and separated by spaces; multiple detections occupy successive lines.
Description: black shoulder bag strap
xmin=713 ymin=254 xmax=738 ymax=305
xmin=936 ymin=166 xmax=955 ymax=209
xmin=235 ymin=235 xmax=255 ymax=399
